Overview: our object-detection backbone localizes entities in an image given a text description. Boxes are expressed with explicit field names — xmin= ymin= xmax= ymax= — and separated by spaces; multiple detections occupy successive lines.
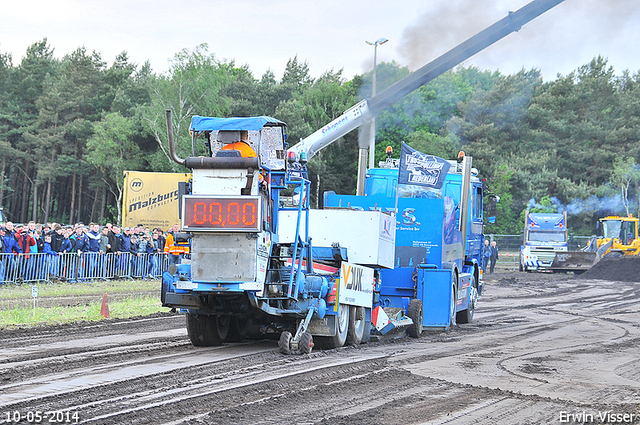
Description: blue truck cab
xmin=520 ymin=211 xmax=568 ymax=271
xmin=324 ymin=152 xmax=487 ymax=330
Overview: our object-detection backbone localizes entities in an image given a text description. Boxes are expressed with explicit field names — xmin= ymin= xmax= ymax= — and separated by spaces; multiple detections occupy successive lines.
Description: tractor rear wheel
xmin=186 ymin=313 xmax=223 ymax=346
xmin=226 ymin=317 xmax=248 ymax=342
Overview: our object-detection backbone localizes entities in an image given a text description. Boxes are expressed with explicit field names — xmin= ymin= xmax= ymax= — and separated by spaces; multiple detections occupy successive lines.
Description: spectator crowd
xmin=0 ymin=221 xmax=189 ymax=284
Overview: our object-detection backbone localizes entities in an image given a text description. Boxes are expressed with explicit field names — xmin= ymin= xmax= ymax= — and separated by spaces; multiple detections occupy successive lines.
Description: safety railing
xmin=0 ymin=252 xmax=174 ymax=285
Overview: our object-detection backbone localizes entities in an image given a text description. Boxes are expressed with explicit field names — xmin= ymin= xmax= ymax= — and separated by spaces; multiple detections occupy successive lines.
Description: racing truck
xmin=520 ymin=210 xmax=568 ymax=272
xmin=160 ymin=0 xmax=564 ymax=352
xmin=323 ymin=146 xmax=489 ymax=330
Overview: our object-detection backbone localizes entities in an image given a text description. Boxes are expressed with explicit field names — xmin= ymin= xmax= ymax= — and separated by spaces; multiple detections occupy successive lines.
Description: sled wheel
xmin=278 ymin=331 xmax=292 ymax=355
xmin=407 ymin=299 xmax=423 ymax=338
xmin=299 ymin=332 xmax=314 ymax=354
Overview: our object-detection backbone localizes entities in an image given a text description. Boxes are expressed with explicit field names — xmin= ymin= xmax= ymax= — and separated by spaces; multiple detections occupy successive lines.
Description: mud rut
xmin=1 ymin=272 xmax=640 ymax=424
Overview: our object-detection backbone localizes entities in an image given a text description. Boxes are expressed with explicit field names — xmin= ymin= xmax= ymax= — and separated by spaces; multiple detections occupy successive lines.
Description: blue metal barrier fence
xmin=0 ymin=252 xmax=173 ymax=284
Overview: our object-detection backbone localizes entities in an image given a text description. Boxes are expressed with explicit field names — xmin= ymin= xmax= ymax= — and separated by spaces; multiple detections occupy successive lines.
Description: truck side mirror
xmin=484 ymin=194 xmax=498 ymax=224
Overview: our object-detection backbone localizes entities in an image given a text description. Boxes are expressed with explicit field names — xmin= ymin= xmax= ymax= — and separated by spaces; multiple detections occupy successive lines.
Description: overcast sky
xmin=3 ymin=0 xmax=640 ymax=83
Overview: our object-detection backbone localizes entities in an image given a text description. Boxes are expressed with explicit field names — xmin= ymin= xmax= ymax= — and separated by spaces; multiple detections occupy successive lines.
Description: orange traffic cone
xmin=100 ymin=293 xmax=110 ymax=318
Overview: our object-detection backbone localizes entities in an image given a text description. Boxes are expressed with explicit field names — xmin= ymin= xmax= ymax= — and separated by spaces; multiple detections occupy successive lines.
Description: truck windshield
xmin=602 ymin=220 xmax=622 ymax=239
xmin=528 ymin=230 xmax=566 ymax=243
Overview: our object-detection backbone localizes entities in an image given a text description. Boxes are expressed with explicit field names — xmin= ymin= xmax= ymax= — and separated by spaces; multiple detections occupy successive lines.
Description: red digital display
xmin=182 ymin=196 xmax=261 ymax=232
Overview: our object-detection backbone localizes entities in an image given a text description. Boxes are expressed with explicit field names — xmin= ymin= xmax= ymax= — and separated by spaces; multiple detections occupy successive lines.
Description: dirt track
xmin=1 ymin=271 xmax=640 ymax=424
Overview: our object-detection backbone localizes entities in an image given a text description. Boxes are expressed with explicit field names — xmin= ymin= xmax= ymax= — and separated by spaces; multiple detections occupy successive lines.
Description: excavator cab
xmin=597 ymin=216 xmax=640 ymax=256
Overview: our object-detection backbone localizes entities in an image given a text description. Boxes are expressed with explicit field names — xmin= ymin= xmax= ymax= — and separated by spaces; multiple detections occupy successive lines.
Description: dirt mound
xmin=583 ymin=256 xmax=640 ymax=282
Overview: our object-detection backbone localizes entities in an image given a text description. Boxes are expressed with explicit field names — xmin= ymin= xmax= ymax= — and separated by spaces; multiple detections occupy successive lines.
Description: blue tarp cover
xmin=190 ymin=116 xmax=285 ymax=132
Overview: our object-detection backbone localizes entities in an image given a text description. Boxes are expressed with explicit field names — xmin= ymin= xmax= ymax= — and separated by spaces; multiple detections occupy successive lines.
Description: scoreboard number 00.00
xmin=182 ymin=196 xmax=260 ymax=232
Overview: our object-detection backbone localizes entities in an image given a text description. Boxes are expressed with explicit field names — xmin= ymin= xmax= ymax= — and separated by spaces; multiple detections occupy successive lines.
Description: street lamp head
xmin=366 ymin=38 xmax=389 ymax=46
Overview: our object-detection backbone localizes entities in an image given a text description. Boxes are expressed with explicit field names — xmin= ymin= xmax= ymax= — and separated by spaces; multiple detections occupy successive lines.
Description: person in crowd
xmin=86 ymin=222 xmax=101 ymax=278
xmin=134 ymin=234 xmax=154 ymax=278
xmin=99 ymin=226 xmax=110 ymax=253
xmin=489 ymin=240 xmax=499 ymax=274
xmin=2 ymin=226 xmax=20 ymax=281
xmin=111 ymin=226 xmax=124 ymax=252
xmin=0 ymin=227 xmax=6 ymax=283
xmin=119 ymin=227 xmax=132 ymax=277
xmin=42 ymin=234 xmax=59 ymax=279
xmin=482 ymin=239 xmax=491 ymax=274
xmin=59 ymin=227 xmax=73 ymax=281
xmin=154 ymin=228 xmax=166 ymax=253
xmin=164 ymin=223 xmax=188 ymax=265
xmin=15 ymin=224 xmax=35 ymax=281
xmin=99 ymin=226 xmax=111 ymax=278
xmin=150 ymin=231 xmax=162 ymax=277
xmin=129 ymin=234 xmax=140 ymax=276
xmin=51 ymin=225 xmax=64 ymax=253
xmin=4 ymin=221 xmax=14 ymax=237
xmin=32 ymin=229 xmax=44 ymax=279
xmin=71 ymin=224 xmax=89 ymax=282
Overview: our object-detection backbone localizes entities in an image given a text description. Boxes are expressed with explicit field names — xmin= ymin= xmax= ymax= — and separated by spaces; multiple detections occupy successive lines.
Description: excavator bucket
xmin=550 ymin=251 xmax=597 ymax=274
xmin=549 ymin=239 xmax=614 ymax=274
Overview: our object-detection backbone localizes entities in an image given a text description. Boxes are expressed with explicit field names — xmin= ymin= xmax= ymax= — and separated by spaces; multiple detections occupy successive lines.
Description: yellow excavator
xmin=550 ymin=215 xmax=639 ymax=273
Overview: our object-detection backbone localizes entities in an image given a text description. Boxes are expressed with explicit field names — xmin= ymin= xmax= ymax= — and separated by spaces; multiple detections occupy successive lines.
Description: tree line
xmin=1 ymin=39 xmax=639 ymax=236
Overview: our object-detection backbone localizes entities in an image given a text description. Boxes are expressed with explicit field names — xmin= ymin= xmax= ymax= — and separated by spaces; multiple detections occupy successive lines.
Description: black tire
xmin=456 ymin=276 xmax=476 ymax=324
xmin=226 ymin=317 xmax=248 ymax=342
xmin=315 ymin=303 xmax=349 ymax=349
xmin=449 ymin=274 xmax=457 ymax=328
xmin=216 ymin=315 xmax=231 ymax=341
xmin=160 ymin=278 xmax=168 ymax=305
xmin=186 ymin=313 xmax=223 ymax=346
xmin=407 ymin=299 xmax=423 ymax=338
xmin=519 ymin=260 xmax=523 ymax=272
xmin=361 ymin=315 xmax=372 ymax=344
xmin=278 ymin=331 xmax=292 ymax=355
xmin=244 ymin=318 xmax=263 ymax=340
xmin=347 ymin=306 xmax=366 ymax=345
xmin=299 ymin=332 xmax=314 ymax=354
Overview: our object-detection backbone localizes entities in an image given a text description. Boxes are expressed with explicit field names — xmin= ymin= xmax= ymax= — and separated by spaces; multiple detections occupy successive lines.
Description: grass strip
xmin=0 ymin=294 xmax=165 ymax=328
xmin=0 ymin=279 xmax=159 ymax=299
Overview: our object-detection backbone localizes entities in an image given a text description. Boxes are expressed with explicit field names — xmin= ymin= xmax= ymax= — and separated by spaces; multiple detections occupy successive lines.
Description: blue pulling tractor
xmin=161 ymin=0 xmax=564 ymax=352
xmin=161 ymin=114 xmax=393 ymax=353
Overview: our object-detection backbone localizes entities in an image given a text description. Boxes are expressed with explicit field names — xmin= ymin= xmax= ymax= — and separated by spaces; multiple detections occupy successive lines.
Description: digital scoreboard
xmin=182 ymin=195 xmax=261 ymax=232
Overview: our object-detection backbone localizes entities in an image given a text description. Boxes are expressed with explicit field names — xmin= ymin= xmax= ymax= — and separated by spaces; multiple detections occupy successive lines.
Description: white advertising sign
xmin=338 ymin=262 xmax=374 ymax=308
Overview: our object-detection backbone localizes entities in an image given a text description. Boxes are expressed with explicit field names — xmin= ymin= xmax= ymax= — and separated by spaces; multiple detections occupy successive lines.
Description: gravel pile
xmin=583 ymin=256 xmax=640 ymax=282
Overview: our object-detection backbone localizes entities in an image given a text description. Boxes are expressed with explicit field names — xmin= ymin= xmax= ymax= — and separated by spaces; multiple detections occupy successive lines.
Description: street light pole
xmin=367 ymin=37 xmax=387 ymax=170
xmin=356 ymin=37 xmax=388 ymax=196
